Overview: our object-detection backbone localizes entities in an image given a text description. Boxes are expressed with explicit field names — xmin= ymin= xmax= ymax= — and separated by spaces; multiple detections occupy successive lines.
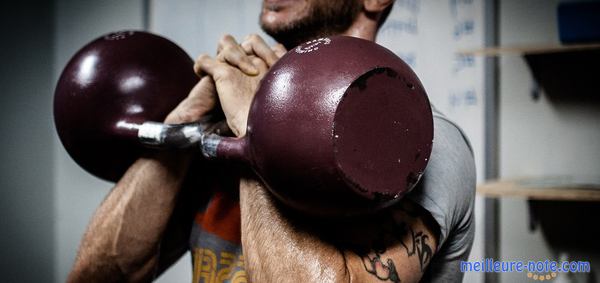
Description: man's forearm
xmin=238 ymin=177 xmax=439 ymax=283
xmin=238 ymin=178 xmax=350 ymax=283
xmin=68 ymin=153 xmax=192 ymax=282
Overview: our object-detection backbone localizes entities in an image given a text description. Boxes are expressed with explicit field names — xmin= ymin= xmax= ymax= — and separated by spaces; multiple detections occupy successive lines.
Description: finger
xmin=271 ymin=43 xmax=287 ymax=58
xmin=241 ymin=34 xmax=280 ymax=67
xmin=217 ymin=35 xmax=258 ymax=75
xmin=216 ymin=34 xmax=237 ymax=53
xmin=220 ymin=46 xmax=259 ymax=76
xmin=164 ymin=77 xmax=216 ymax=123
xmin=249 ymin=55 xmax=268 ymax=74
xmin=194 ymin=54 xmax=232 ymax=81
xmin=193 ymin=54 xmax=212 ymax=76
xmin=187 ymin=76 xmax=216 ymax=99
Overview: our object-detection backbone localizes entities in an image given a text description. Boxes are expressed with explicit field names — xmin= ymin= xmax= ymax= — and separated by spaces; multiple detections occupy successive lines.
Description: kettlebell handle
xmin=119 ymin=119 xmax=249 ymax=162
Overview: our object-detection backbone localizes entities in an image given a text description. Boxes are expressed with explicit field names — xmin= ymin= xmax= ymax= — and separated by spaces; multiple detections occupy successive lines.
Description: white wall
xmin=53 ymin=1 xmax=144 ymax=282
xmin=150 ymin=0 xmax=270 ymax=59
xmin=498 ymin=0 xmax=600 ymax=282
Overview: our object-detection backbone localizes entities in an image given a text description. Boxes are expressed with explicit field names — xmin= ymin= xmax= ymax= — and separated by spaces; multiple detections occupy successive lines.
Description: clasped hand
xmin=166 ymin=33 xmax=285 ymax=136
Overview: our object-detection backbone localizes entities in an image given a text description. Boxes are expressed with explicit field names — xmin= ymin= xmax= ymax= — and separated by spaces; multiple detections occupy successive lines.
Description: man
xmin=68 ymin=0 xmax=475 ymax=282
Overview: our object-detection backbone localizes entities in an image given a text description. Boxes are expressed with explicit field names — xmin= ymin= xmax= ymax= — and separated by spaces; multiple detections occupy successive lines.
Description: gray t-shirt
xmin=407 ymin=107 xmax=476 ymax=282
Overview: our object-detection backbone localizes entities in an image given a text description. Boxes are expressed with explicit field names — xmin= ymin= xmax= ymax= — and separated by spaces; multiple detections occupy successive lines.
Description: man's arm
xmin=67 ymin=77 xmax=217 ymax=282
xmin=239 ymin=178 xmax=439 ymax=283
xmin=68 ymin=153 xmax=193 ymax=282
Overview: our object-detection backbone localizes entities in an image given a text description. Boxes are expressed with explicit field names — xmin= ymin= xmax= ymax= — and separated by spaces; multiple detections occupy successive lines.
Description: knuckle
xmin=240 ymin=42 xmax=253 ymax=55
xmin=195 ymin=53 xmax=211 ymax=63
xmin=193 ymin=62 xmax=202 ymax=74
xmin=193 ymin=55 xmax=209 ymax=73
xmin=219 ymin=34 xmax=234 ymax=45
xmin=222 ymin=45 xmax=236 ymax=55
xmin=240 ymin=40 xmax=251 ymax=49
xmin=246 ymin=33 xmax=260 ymax=43
xmin=250 ymin=57 xmax=267 ymax=70
xmin=250 ymin=57 xmax=263 ymax=66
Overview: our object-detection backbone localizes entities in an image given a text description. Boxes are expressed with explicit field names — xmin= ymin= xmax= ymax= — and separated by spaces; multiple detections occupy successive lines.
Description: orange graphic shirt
xmin=189 ymin=177 xmax=247 ymax=283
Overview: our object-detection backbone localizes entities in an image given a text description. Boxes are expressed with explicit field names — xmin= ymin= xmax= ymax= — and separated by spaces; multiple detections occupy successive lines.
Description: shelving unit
xmin=458 ymin=43 xmax=600 ymax=56
xmin=471 ymin=45 xmax=600 ymax=200
xmin=466 ymin=43 xmax=600 ymax=201
xmin=459 ymin=43 xmax=600 ymax=100
xmin=466 ymin=43 xmax=600 ymax=278
xmin=477 ymin=176 xmax=600 ymax=201
xmin=478 ymin=176 xmax=600 ymax=254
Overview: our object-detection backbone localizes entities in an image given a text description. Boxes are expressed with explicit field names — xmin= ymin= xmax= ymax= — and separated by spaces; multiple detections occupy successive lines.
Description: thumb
xmin=164 ymin=76 xmax=217 ymax=123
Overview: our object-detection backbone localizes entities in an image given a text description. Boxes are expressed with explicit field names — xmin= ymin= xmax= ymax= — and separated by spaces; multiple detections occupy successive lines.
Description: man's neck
xmin=342 ymin=12 xmax=378 ymax=42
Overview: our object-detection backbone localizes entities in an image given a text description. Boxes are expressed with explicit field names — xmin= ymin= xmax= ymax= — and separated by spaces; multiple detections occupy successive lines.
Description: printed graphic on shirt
xmin=192 ymin=247 xmax=247 ymax=283
xmin=190 ymin=190 xmax=246 ymax=283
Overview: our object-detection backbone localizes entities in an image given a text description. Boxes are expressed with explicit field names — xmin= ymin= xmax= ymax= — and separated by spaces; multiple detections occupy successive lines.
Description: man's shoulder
xmin=407 ymin=107 xmax=476 ymax=251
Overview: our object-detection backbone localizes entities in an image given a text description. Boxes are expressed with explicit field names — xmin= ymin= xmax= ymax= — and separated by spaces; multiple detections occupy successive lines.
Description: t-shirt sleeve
xmin=406 ymin=114 xmax=476 ymax=282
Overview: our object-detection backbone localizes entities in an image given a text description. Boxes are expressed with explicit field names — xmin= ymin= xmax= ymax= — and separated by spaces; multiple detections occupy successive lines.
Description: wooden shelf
xmin=477 ymin=176 xmax=600 ymax=201
xmin=457 ymin=43 xmax=600 ymax=56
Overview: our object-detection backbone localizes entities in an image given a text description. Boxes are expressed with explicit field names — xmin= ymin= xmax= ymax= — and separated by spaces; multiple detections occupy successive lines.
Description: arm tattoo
xmin=414 ymin=231 xmax=432 ymax=271
xmin=357 ymin=201 xmax=435 ymax=281
xmin=361 ymin=249 xmax=401 ymax=283
xmin=399 ymin=223 xmax=433 ymax=271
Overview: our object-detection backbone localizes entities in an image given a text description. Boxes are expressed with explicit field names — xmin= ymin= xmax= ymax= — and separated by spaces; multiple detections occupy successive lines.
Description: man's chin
xmin=260 ymin=16 xmax=298 ymax=48
xmin=259 ymin=0 xmax=359 ymax=49
xmin=260 ymin=9 xmax=298 ymax=31
xmin=260 ymin=14 xmax=282 ymax=32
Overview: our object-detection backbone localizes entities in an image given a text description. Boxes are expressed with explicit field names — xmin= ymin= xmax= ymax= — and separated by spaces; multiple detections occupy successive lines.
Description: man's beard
xmin=261 ymin=0 xmax=362 ymax=49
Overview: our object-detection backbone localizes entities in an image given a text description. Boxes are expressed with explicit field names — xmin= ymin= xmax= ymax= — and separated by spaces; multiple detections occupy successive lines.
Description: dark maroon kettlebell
xmin=205 ymin=36 xmax=434 ymax=215
xmin=54 ymin=31 xmax=198 ymax=182
xmin=54 ymin=31 xmax=433 ymax=216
